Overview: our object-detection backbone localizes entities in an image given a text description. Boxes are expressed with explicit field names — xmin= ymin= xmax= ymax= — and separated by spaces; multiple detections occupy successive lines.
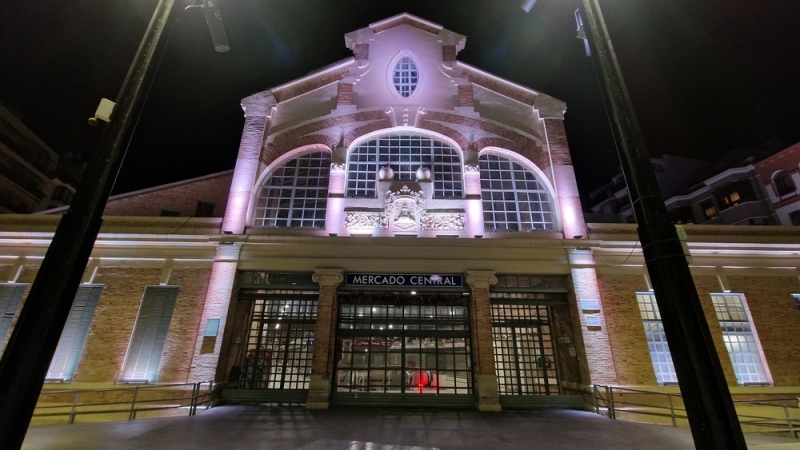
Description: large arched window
xmin=346 ymin=134 xmax=463 ymax=199
xmin=479 ymin=153 xmax=556 ymax=232
xmin=252 ymin=151 xmax=330 ymax=228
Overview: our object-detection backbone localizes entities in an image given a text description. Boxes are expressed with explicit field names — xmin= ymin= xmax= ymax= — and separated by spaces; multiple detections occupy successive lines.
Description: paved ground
xmin=21 ymin=405 xmax=800 ymax=450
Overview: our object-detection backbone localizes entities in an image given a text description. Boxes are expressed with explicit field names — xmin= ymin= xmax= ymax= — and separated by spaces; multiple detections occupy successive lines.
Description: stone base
xmin=305 ymin=375 xmax=331 ymax=409
xmin=474 ymin=374 xmax=502 ymax=412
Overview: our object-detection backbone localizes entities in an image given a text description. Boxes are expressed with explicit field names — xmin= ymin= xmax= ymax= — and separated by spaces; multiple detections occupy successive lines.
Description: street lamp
xmin=0 ymin=1 xmax=228 ymax=448
xmin=526 ymin=1 xmax=747 ymax=448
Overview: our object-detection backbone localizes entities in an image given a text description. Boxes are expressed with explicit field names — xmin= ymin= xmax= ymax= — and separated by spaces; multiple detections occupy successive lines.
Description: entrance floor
xmin=22 ymin=405 xmax=800 ymax=450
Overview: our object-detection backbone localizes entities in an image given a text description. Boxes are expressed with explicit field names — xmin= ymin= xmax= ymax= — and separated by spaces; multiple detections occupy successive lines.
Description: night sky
xmin=2 ymin=0 xmax=799 ymax=209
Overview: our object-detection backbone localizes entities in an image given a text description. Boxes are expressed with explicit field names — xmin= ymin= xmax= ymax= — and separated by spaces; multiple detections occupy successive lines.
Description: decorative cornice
xmin=464 ymin=165 xmax=480 ymax=175
xmin=312 ymin=269 xmax=344 ymax=287
xmin=465 ymin=271 xmax=498 ymax=289
xmin=241 ymin=91 xmax=277 ymax=118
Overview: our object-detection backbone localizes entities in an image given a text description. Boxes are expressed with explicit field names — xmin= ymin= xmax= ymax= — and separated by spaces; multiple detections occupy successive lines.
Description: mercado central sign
xmin=345 ymin=274 xmax=464 ymax=288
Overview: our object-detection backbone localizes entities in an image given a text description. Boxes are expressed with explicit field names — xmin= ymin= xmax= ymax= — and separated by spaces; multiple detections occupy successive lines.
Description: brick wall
xmin=75 ymin=268 xmax=162 ymax=382
xmin=597 ymin=274 xmax=656 ymax=385
xmin=158 ymin=268 xmax=211 ymax=382
xmin=693 ymin=275 xmax=739 ymax=386
xmin=103 ymin=171 xmax=233 ymax=218
xmin=71 ymin=267 xmax=210 ymax=383
xmin=729 ymin=276 xmax=800 ymax=386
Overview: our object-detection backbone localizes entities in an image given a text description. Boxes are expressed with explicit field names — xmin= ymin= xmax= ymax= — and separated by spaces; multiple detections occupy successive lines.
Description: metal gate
xmin=332 ymin=292 xmax=474 ymax=407
xmin=239 ymin=295 xmax=317 ymax=401
xmin=491 ymin=300 xmax=560 ymax=397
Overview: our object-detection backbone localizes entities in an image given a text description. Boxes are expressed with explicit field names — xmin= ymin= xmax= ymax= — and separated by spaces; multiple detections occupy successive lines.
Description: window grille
xmin=47 ymin=285 xmax=103 ymax=382
xmin=346 ymin=134 xmax=463 ymax=198
xmin=0 ymin=283 xmax=27 ymax=353
xmin=335 ymin=293 xmax=472 ymax=395
xmin=392 ymin=56 xmax=419 ymax=98
xmin=636 ymin=292 xmax=678 ymax=384
xmin=121 ymin=286 xmax=179 ymax=383
xmin=253 ymin=151 xmax=330 ymax=229
xmin=711 ymin=293 xmax=769 ymax=384
xmin=240 ymin=295 xmax=318 ymax=390
xmin=479 ymin=153 xmax=555 ymax=232
xmin=491 ymin=302 xmax=559 ymax=395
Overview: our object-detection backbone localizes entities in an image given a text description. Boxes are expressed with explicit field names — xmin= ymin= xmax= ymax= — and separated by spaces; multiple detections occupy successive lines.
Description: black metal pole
xmin=577 ymin=0 xmax=746 ymax=448
xmin=0 ymin=1 xmax=179 ymax=448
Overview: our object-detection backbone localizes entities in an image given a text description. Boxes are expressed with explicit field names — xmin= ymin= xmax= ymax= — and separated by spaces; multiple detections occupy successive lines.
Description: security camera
xmin=88 ymin=98 xmax=116 ymax=126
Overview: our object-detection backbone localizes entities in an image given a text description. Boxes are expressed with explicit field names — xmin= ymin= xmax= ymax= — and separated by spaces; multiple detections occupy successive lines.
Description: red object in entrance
xmin=410 ymin=370 xmax=437 ymax=389
xmin=245 ymin=349 xmax=272 ymax=388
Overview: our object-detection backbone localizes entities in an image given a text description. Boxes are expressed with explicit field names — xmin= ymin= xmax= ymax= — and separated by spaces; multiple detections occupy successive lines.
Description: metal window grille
xmin=121 ymin=286 xmax=179 ymax=383
xmin=490 ymin=298 xmax=559 ymax=395
xmin=479 ymin=153 xmax=556 ymax=232
xmin=392 ymin=56 xmax=419 ymax=98
xmin=47 ymin=285 xmax=103 ymax=382
xmin=240 ymin=295 xmax=318 ymax=390
xmin=335 ymin=293 xmax=472 ymax=395
xmin=711 ymin=293 xmax=769 ymax=384
xmin=253 ymin=151 xmax=330 ymax=229
xmin=346 ymin=134 xmax=463 ymax=198
xmin=0 ymin=283 xmax=27 ymax=353
xmin=636 ymin=292 xmax=678 ymax=384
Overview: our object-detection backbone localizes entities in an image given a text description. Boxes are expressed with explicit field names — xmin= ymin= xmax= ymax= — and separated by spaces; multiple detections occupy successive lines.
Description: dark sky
xmin=2 ymin=0 xmax=799 ymax=209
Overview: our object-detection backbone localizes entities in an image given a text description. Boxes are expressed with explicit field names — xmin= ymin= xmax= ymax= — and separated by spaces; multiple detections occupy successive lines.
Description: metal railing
xmin=33 ymin=381 xmax=215 ymax=425
xmin=593 ymin=384 xmax=800 ymax=439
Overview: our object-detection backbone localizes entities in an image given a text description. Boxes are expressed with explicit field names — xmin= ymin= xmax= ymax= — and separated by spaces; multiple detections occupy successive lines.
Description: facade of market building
xmin=2 ymin=13 xmax=800 ymax=412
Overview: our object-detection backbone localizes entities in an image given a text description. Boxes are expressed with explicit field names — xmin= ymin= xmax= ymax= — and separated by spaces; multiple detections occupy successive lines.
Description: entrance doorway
xmin=239 ymin=295 xmax=317 ymax=395
xmin=333 ymin=292 xmax=473 ymax=406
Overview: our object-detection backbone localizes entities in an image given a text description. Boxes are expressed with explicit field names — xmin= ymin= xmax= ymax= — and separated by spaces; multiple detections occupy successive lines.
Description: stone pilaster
xmin=306 ymin=269 xmax=344 ymax=409
xmin=188 ymin=244 xmax=241 ymax=381
xmin=543 ymin=118 xmax=588 ymax=240
xmin=567 ymin=249 xmax=617 ymax=385
xmin=221 ymin=92 xmax=276 ymax=234
xmin=466 ymin=270 xmax=501 ymax=411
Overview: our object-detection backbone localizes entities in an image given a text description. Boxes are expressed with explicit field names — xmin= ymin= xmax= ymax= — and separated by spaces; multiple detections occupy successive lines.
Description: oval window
xmin=393 ymin=56 xmax=419 ymax=98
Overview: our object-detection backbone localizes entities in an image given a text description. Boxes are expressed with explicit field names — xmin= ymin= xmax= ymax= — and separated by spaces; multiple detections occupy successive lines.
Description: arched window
xmin=479 ymin=153 xmax=556 ymax=232
xmin=346 ymin=134 xmax=463 ymax=199
xmin=392 ymin=56 xmax=419 ymax=98
xmin=773 ymin=170 xmax=796 ymax=196
xmin=252 ymin=151 xmax=330 ymax=228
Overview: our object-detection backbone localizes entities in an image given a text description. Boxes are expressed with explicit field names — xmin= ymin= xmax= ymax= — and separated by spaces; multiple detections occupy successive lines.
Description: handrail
xmin=592 ymin=385 xmax=800 ymax=439
xmin=33 ymin=380 xmax=215 ymax=425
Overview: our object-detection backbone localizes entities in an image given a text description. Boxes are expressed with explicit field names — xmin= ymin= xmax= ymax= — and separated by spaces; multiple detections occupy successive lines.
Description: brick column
xmin=567 ymin=249 xmax=617 ymax=385
xmin=221 ymin=92 xmax=276 ymax=234
xmin=535 ymin=92 xmax=588 ymax=241
xmin=306 ymin=269 xmax=344 ymax=409
xmin=466 ymin=270 xmax=501 ymax=411
xmin=189 ymin=244 xmax=241 ymax=381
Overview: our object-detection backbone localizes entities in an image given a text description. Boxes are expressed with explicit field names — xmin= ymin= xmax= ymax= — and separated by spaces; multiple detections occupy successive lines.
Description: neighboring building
xmin=2 ymin=14 xmax=800 ymax=412
xmin=588 ymin=154 xmax=707 ymax=223
xmin=0 ymin=103 xmax=82 ymax=213
xmin=40 ymin=170 xmax=234 ymax=218
xmin=755 ymin=141 xmax=800 ymax=225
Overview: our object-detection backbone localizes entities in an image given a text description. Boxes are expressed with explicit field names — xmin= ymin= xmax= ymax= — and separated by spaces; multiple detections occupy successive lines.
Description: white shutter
xmin=46 ymin=285 xmax=103 ymax=381
xmin=0 ymin=284 xmax=28 ymax=354
xmin=121 ymin=286 xmax=179 ymax=382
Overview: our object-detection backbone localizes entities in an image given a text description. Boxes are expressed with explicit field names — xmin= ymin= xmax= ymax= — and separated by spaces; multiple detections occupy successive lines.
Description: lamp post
xmin=0 ymin=1 xmax=227 ymax=448
xmin=563 ymin=1 xmax=747 ymax=448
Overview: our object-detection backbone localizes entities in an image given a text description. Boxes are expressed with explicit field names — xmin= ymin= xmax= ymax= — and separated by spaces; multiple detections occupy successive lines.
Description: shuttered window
xmin=46 ymin=285 xmax=103 ymax=382
xmin=0 ymin=284 xmax=28 ymax=353
xmin=121 ymin=285 xmax=179 ymax=383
